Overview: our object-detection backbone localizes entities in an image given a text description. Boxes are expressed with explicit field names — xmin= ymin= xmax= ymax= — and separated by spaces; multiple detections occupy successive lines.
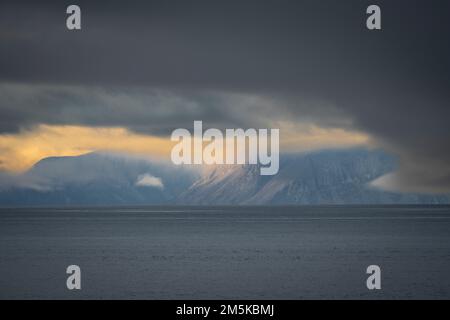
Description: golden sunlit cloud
xmin=0 ymin=122 xmax=372 ymax=173
xmin=0 ymin=125 xmax=173 ymax=172
xmin=277 ymin=121 xmax=371 ymax=152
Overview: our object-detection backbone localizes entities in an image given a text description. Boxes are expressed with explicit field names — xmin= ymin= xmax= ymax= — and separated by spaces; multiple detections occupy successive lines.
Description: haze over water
xmin=1 ymin=205 xmax=450 ymax=299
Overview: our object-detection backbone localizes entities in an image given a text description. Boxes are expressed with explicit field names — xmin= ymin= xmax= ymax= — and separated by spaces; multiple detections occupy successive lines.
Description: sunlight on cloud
xmin=277 ymin=121 xmax=371 ymax=152
xmin=0 ymin=122 xmax=372 ymax=173
xmin=0 ymin=125 xmax=172 ymax=172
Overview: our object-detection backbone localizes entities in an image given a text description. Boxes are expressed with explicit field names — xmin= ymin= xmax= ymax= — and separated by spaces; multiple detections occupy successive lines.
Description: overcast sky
xmin=0 ymin=0 xmax=449 ymax=193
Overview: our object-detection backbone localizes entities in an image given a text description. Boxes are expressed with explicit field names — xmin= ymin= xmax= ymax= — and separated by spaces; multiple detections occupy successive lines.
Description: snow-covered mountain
xmin=179 ymin=149 xmax=450 ymax=205
xmin=0 ymin=152 xmax=199 ymax=206
xmin=0 ymin=149 xmax=449 ymax=206
xmin=177 ymin=164 xmax=272 ymax=204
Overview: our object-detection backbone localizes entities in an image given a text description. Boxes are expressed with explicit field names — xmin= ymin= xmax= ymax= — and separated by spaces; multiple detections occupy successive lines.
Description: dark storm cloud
xmin=0 ymin=83 xmax=315 ymax=134
xmin=0 ymin=0 xmax=449 ymax=192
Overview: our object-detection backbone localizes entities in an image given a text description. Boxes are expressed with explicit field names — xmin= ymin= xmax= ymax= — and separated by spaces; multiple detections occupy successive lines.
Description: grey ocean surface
xmin=1 ymin=206 xmax=450 ymax=299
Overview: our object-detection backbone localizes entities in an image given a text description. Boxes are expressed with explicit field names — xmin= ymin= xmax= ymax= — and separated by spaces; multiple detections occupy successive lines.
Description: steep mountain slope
xmin=179 ymin=149 xmax=450 ymax=205
xmin=177 ymin=164 xmax=272 ymax=204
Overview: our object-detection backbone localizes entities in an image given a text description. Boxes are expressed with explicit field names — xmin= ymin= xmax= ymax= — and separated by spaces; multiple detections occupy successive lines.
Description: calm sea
xmin=1 ymin=206 xmax=450 ymax=299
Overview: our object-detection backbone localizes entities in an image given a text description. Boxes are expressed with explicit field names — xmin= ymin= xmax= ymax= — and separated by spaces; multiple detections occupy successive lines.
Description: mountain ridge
xmin=0 ymin=149 xmax=449 ymax=206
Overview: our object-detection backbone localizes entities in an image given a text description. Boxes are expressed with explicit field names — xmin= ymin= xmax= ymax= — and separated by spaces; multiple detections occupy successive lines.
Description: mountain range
xmin=0 ymin=149 xmax=448 ymax=206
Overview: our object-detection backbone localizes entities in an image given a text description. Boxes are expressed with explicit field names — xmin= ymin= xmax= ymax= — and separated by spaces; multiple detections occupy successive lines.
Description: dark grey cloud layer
xmin=0 ymin=0 xmax=449 ymax=193
xmin=0 ymin=83 xmax=345 ymax=135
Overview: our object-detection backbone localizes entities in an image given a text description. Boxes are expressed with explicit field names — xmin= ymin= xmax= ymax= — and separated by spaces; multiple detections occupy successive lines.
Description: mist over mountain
xmin=0 ymin=153 xmax=199 ymax=206
xmin=0 ymin=149 xmax=448 ymax=206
